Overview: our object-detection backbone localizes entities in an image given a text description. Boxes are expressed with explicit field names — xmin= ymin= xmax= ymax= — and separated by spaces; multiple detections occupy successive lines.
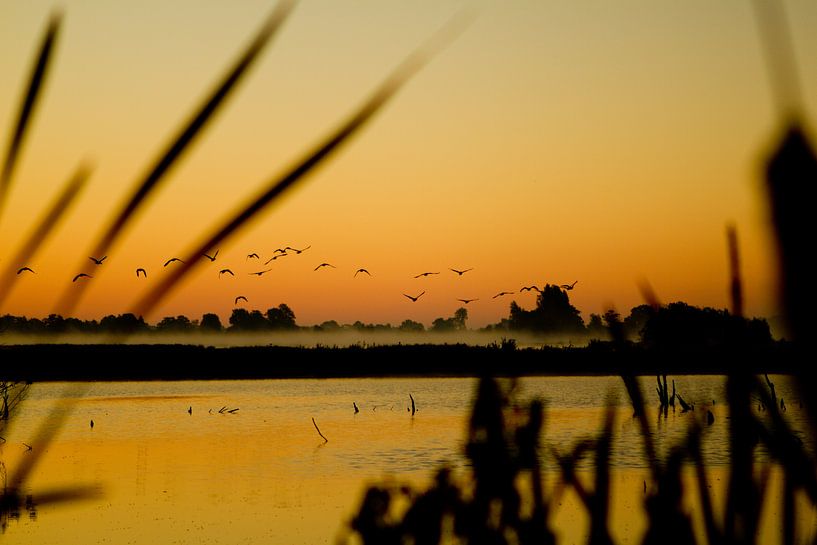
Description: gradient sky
xmin=1 ymin=0 xmax=816 ymax=328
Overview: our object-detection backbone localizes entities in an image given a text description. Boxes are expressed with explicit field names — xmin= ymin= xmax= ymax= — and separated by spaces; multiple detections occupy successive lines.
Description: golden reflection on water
xmin=0 ymin=377 xmax=813 ymax=544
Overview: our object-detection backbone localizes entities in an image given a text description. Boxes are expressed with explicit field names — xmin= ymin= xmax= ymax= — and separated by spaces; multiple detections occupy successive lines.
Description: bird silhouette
xmin=264 ymin=253 xmax=287 ymax=265
xmin=314 ymin=263 xmax=336 ymax=271
xmin=449 ymin=268 xmax=473 ymax=276
xmin=492 ymin=291 xmax=514 ymax=299
xmin=414 ymin=272 xmax=439 ymax=278
xmin=188 ymin=406 xmax=192 ymax=415
xmin=235 ymin=296 xmax=248 ymax=304
xmin=72 ymin=273 xmax=92 ymax=282
xmin=286 ymin=245 xmax=311 ymax=254
xmin=520 ymin=285 xmax=542 ymax=293
xmin=249 ymin=269 xmax=272 ymax=276
xmin=273 ymin=248 xmax=287 ymax=255
xmin=164 ymin=258 xmax=185 ymax=267
xmin=353 ymin=402 xmax=359 ymax=414
xmin=560 ymin=281 xmax=578 ymax=290
xmin=219 ymin=268 xmax=235 ymax=277
xmin=403 ymin=291 xmax=425 ymax=302
xmin=457 ymin=298 xmax=478 ymax=304
xmin=354 ymin=268 xmax=371 ymax=277
xmin=88 ymin=255 xmax=107 ymax=265
xmin=16 ymin=266 xmax=34 ymax=275
xmin=246 ymin=253 xmax=259 ymax=260
xmin=135 ymin=268 xmax=147 ymax=278
xmin=202 ymin=250 xmax=219 ymax=262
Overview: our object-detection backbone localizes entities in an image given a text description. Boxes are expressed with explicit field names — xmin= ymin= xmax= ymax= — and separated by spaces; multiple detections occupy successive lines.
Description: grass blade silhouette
xmin=54 ymin=0 xmax=296 ymax=316
xmin=131 ymin=10 xmax=475 ymax=318
xmin=0 ymin=163 xmax=90 ymax=309
xmin=0 ymin=12 xmax=61 ymax=224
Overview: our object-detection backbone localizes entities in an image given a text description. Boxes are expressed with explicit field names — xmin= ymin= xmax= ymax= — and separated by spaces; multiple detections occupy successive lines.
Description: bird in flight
xmin=234 ymin=296 xmax=248 ymax=305
xmin=286 ymin=245 xmax=311 ymax=254
xmin=414 ymin=272 xmax=439 ymax=278
xmin=450 ymin=268 xmax=473 ymax=276
xmin=219 ymin=269 xmax=234 ymax=277
xmin=520 ymin=285 xmax=542 ymax=293
xmin=314 ymin=263 xmax=336 ymax=271
xmin=493 ymin=291 xmax=514 ymax=299
xmin=403 ymin=291 xmax=425 ymax=302
xmin=88 ymin=256 xmax=107 ymax=265
xmin=354 ymin=268 xmax=371 ymax=277
xmin=164 ymin=258 xmax=185 ymax=267
xmin=16 ymin=267 xmax=34 ymax=275
xmin=73 ymin=273 xmax=92 ymax=282
xmin=273 ymin=248 xmax=287 ymax=255
xmin=247 ymin=253 xmax=259 ymax=260
xmin=202 ymin=250 xmax=219 ymax=262
xmin=457 ymin=298 xmax=478 ymax=304
xmin=264 ymin=254 xmax=287 ymax=265
xmin=249 ymin=269 xmax=272 ymax=276
xmin=560 ymin=281 xmax=578 ymax=290
xmin=136 ymin=268 xmax=147 ymax=278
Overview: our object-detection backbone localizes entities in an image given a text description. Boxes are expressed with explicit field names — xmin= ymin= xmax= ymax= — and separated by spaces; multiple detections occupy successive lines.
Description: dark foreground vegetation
xmin=0 ymin=341 xmax=798 ymax=382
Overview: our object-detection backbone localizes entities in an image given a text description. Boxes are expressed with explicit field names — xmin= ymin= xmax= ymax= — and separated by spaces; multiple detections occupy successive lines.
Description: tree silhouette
xmin=431 ymin=307 xmax=468 ymax=332
xmin=156 ymin=315 xmax=195 ymax=333
xmin=399 ymin=319 xmax=425 ymax=332
xmin=99 ymin=313 xmax=148 ymax=334
xmin=199 ymin=313 xmax=223 ymax=332
xmin=507 ymin=284 xmax=585 ymax=333
xmin=266 ymin=304 xmax=297 ymax=330
xmin=228 ymin=308 xmax=268 ymax=331
xmin=640 ymin=302 xmax=772 ymax=351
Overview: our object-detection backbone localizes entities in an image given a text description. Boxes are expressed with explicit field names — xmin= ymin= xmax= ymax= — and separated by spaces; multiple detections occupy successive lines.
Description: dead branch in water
xmin=312 ymin=417 xmax=328 ymax=443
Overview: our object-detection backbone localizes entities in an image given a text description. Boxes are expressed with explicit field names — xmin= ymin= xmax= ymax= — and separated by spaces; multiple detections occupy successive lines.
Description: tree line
xmin=0 ymin=285 xmax=773 ymax=348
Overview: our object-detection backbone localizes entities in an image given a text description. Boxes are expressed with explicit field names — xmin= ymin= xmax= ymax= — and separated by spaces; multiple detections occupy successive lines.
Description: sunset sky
xmin=1 ymin=0 xmax=815 ymax=328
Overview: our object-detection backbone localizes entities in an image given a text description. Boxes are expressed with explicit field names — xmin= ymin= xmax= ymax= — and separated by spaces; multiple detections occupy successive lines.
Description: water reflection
xmin=0 ymin=375 xmax=811 ymax=544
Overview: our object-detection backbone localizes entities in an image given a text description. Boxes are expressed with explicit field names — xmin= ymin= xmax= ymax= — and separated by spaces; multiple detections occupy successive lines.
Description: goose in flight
xmin=449 ymin=268 xmax=473 ymax=276
xmin=560 ymin=281 xmax=578 ymax=290
xmin=492 ymin=291 xmax=514 ymax=299
xmin=414 ymin=272 xmax=439 ymax=278
xmin=286 ymin=245 xmax=311 ymax=254
xmin=219 ymin=268 xmax=234 ymax=277
xmin=73 ymin=273 xmax=92 ymax=282
xmin=164 ymin=257 xmax=185 ymax=267
xmin=249 ymin=269 xmax=272 ymax=276
xmin=246 ymin=253 xmax=259 ymax=260
xmin=88 ymin=256 xmax=107 ymax=265
xmin=457 ymin=298 xmax=478 ymax=304
xmin=16 ymin=267 xmax=34 ymax=275
xmin=234 ymin=295 xmax=248 ymax=305
xmin=403 ymin=291 xmax=425 ymax=302
xmin=264 ymin=253 xmax=287 ymax=265
xmin=520 ymin=285 xmax=542 ymax=293
xmin=354 ymin=268 xmax=371 ymax=277
xmin=202 ymin=250 xmax=219 ymax=262
xmin=273 ymin=248 xmax=287 ymax=255
xmin=314 ymin=263 xmax=336 ymax=271
xmin=136 ymin=268 xmax=147 ymax=278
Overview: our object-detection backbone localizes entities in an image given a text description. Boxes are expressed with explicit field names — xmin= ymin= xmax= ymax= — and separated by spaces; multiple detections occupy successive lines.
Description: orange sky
xmin=1 ymin=1 xmax=816 ymax=327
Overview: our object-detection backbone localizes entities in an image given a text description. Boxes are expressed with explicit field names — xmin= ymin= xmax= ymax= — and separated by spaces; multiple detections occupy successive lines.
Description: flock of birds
xmin=13 ymin=244 xmax=579 ymax=309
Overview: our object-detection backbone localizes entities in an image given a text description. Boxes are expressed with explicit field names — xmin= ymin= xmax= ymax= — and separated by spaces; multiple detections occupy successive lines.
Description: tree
xmin=399 ymin=319 xmax=425 ymax=332
xmin=431 ymin=308 xmax=468 ymax=332
xmin=266 ymin=304 xmax=297 ymax=329
xmin=156 ymin=315 xmax=195 ymax=333
xmin=228 ymin=309 xmax=268 ymax=331
xmin=200 ymin=313 xmax=223 ymax=332
xmin=99 ymin=313 xmax=149 ymax=334
xmin=507 ymin=284 xmax=585 ymax=334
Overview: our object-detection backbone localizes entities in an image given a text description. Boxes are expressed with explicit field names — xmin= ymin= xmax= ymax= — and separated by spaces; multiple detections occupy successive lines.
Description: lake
xmin=0 ymin=375 xmax=813 ymax=544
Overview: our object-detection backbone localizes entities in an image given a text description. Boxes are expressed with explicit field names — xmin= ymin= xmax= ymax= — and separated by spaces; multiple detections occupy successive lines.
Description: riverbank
xmin=0 ymin=341 xmax=797 ymax=381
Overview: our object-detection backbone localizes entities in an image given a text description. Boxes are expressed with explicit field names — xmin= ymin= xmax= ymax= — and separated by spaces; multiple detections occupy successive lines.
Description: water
xmin=0 ymin=376 xmax=812 ymax=544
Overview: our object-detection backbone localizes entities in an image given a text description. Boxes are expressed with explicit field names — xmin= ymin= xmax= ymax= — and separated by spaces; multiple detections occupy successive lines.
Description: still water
xmin=0 ymin=376 xmax=813 ymax=544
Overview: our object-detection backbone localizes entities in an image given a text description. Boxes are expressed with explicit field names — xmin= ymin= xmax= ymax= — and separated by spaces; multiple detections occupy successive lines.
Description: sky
xmin=1 ymin=0 xmax=815 ymax=328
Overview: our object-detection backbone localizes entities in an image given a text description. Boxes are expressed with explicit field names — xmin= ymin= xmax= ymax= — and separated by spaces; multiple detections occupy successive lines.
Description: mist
xmin=0 ymin=329 xmax=595 ymax=349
